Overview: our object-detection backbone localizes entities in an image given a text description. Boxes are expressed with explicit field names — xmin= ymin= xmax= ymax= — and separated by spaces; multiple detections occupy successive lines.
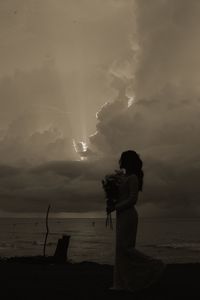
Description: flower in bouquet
xmin=102 ymin=170 xmax=124 ymax=229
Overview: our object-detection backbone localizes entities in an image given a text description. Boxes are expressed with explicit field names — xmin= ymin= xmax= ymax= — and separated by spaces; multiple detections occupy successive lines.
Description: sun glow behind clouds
xmin=128 ymin=96 xmax=134 ymax=108
xmin=73 ymin=139 xmax=88 ymax=160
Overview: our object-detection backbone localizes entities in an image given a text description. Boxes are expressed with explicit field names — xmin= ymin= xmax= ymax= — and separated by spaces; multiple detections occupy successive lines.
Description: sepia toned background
xmin=0 ymin=0 xmax=200 ymax=218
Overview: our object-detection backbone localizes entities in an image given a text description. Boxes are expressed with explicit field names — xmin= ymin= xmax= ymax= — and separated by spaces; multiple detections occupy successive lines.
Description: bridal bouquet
xmin=102 ymin=170 xmax=124 ymax=229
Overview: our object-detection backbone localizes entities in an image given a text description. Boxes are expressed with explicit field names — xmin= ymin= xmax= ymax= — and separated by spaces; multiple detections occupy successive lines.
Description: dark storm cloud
xmin=0 ymin=165 xmax=19 ymax=177
xmin=141 ymin=158 xmax=200 ymax=216
xmin=90 ymin=92 xmax=200 ymax=216
xmin=0 ymin=160 xmax=114 ymax=213
xmin=1 ymin=154 xmax=200 ymax=216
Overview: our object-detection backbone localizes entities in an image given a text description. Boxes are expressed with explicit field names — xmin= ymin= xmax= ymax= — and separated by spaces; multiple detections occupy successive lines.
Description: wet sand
xmin=0 ymin=256 xmax=200 ymax=299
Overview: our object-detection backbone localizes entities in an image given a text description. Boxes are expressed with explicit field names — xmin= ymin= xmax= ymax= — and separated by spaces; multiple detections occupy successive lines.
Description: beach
xmin=1 ymin=217 xmax=200 ymax=264
xmin=1 ymin=218 xmax=200 ymax=299
xmin=1 ymin=257 xmax=200 ymax=299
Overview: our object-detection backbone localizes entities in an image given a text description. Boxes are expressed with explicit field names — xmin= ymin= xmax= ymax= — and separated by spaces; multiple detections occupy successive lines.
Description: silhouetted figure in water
xmin=107 ymin=150 xmax=165 ymax=292
xmin=92 ymin=221 xmax=95 ymax=227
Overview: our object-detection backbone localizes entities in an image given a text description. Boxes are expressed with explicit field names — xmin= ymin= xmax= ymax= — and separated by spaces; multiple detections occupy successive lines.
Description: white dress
xmin=113 ymin=174 xmax=165 ymax=292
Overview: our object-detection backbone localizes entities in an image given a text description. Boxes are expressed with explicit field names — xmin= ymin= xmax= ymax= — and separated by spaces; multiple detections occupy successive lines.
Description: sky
xmin=0 ymin=0 xmax=200 ymax=217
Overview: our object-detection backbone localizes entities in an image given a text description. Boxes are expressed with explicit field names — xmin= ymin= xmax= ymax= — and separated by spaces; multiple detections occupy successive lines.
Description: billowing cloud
xmin=0 ymin=0 xmax=135 ymax=140
xmin=134 ymin=0 xmax=200 ymax=99
xmin=88 ymin=0 xmax=200 ymax=216
xmin=0 ymin=61 xmax=76 ymax=164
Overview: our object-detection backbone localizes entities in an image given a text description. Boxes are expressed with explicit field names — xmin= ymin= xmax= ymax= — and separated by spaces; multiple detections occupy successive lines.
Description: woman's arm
xmin=115 ymin=175 xmax=139 ymax=212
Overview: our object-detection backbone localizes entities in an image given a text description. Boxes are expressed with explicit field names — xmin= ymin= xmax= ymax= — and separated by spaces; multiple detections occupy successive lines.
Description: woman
xmin=107 ymin=150 xmax=165 ymax=292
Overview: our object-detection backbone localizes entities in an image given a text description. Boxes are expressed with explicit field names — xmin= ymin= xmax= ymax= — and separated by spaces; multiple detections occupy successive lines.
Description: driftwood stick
xmin=43 ymin=204 xmax=51 ymax=257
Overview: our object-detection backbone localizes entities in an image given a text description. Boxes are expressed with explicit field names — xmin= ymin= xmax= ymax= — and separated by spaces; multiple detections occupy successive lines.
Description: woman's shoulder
xmin=127 ymin=174 xmax=138 ymax=185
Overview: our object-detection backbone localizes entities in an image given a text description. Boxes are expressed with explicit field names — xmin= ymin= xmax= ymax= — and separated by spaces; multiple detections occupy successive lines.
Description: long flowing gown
xmin=113 ymin=174 xmax=165 ymax=292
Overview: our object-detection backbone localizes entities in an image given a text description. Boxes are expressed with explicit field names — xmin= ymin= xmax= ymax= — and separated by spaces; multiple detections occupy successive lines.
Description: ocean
xmin=0 ymin=217 xmax=200 ymax=264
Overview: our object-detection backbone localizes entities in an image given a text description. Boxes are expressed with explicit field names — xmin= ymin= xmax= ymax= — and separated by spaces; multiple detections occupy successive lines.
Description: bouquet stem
xmin=105 ymin=212 xmax=113 ymax=230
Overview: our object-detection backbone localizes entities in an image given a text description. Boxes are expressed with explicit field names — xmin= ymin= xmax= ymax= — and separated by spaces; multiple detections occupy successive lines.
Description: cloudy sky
xmin=1 ymin=0 xmax=200 ymax=217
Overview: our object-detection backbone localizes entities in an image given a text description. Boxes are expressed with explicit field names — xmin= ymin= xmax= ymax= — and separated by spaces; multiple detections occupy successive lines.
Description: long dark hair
xmin=119 ymin=150 xmax=144 ymax=191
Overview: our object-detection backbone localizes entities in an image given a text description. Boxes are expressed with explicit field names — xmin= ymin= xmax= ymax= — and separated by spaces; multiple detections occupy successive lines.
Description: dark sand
xmin=0 ymin=257 xmax=200 ymax=299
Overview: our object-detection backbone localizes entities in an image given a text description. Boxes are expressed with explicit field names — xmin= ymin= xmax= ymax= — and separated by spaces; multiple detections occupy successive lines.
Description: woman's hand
xmin=106 ymin=202 xmax=115 ymax=214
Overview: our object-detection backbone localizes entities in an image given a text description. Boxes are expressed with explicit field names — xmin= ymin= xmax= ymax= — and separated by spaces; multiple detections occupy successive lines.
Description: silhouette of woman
xmin=107 ymin=150 xmax=165 ymax=292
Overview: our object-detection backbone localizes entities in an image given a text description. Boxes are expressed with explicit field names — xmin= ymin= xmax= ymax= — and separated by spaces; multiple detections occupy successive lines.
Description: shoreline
xmin=0 ymin=256 xmax=200 ymax=299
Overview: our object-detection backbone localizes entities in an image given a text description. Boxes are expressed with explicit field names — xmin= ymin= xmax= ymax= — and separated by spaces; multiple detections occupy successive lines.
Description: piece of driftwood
xmin=54 ymin=235 xmax=71 ymax=263
xmin=43 ymin=204 xmax=51 ymax=257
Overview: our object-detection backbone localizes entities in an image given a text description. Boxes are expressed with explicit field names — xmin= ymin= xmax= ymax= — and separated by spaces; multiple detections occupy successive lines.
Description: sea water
xmin=0 ymin=217 xmax=200 ymax=264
